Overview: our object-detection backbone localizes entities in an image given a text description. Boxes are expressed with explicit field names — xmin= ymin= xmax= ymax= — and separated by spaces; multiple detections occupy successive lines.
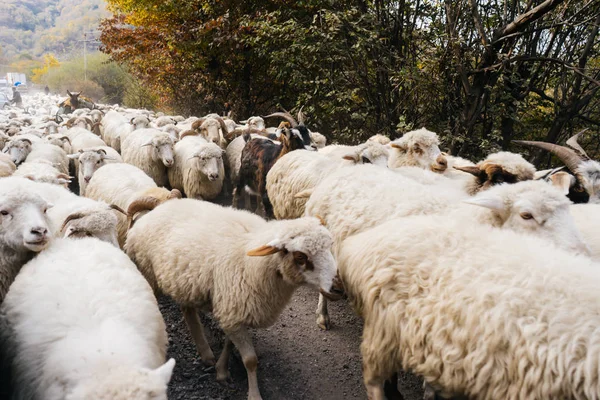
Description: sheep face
xmin=131 ymin=116 xmax=151 ymax=131
xmin=195 ymin=119 xmax=222 ymax=145
xmin=247 ymin=116 xmax=266 ymax=131
xmin=78 ymin=150 xmax=112 ymax=184
xmin=46 ymin=135 xmax=71 ymax=153
xmin=390 ymin=128 xmax=447 ymax=172
xmin=0 ymin=192 xmax=51 ymax=252
xmin=144 ymin=135 xmax=176 ymax=167
xmin=465 ymin=180 xmax=590 ymax=256
xmin=3 ymin=139 xmax=32 ymax=165
xmin=61 ymin=208 xmax=119 ymax=247
xmin=44 ymin=122 xmax=59 ymax=135
xmin=189 ymin=143 xmax=224 ymax=182
xmin=248 ymin=218 xmax=343 ymax=299
xmin=309 ymin=131 xmax=327 ymax=149
xmin=577 ymin=160 xmax=600 ymax=204
xmin=68 ymin=359 xmax=175 ymax=400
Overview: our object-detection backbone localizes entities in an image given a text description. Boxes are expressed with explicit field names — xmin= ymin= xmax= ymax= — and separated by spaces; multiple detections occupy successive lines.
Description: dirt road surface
xmin=163 ymin=286 xmax=425 ymax=400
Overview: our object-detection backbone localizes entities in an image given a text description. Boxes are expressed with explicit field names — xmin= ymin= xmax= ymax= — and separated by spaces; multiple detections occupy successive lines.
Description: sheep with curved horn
xmin=262 ymin=112 xmax=298 ymax=128
xmin=514 ymin=131 xmax=600 ymax=203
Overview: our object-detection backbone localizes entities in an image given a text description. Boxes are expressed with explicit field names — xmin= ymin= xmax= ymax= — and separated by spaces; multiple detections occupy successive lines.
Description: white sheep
xmin=338 ymin=215 xmax=600 ymax=400
xmin=101 ymin=111 xmax=150 ymax=152
xmin=85 ymin=163 xmax=181 ymax=247
xmin=0 ymin=177 xmax=52 ymax=304
xmin=306 ymin=166 xmax=588 ymax=329
xmin=191 ymin=116 xmax=230 ymax=148
xmin=121 ymin=129 xmax=176 ymax=187
xmin=12 ymin=161 xmax=71 ymax=188
xmin=24 ymin=142 xmax=69 ymax=175
xmin=0 ymin=237 xmax=175 ymax=400
xmin=0 ymin=154 xmax=15 ymax=177
xmin=266 ymin=143 xmax=389 ymax=220
xmin=388 ymin=128 xmax=447 ymax=172
xmin=2 ymin=138 xmax=36 ymax=165
xmin=125 ymin=199 xmax=343 ymax=400
xmin=70 ymin=130 xmax=106 ymax=154
xmin=168 ymin=133 xmax=224 ymax=200
xmin=454 ymin=151 xmax=536 ymax=195
xmin=44 ymin=134 xmax=72 ymax=154
xmin=69 ymin=147 xmax=122 ymax=195
xmin=20 ymin=179 xmax=120 ymax=246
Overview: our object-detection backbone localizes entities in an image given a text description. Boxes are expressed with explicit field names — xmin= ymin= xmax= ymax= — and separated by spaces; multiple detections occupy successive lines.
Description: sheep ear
xmin=464 ymin=195 xmax=504 ymax=211
xmin=153 ymin=358 xmax=176 ymax=385
xmin=342 ymin=154 xmax=359 ymax=162
xmin=247 ymin=244 xmax=282 ymax=257
xmin=57 ymin=178 xmax=71 ymax=184
xmin=24 ymin=175 xmax=36 ymax=181
xmin=453 ymin=166 xmax=481 ymax=176
xmin=67 ymin=153 xmax=80 ymax=160
xmin=390 ymin=143 xmax=407 ymax=151
xmin=141 ymin=139 xmax=154 ymax=147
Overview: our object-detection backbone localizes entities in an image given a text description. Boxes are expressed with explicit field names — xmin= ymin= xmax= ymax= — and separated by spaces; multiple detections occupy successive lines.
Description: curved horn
xmin=168 ymin=189 xmax=182 ymax=199
xmin=60 ymin=212 xmax=86 ymax=233
xmin=513 ymin=140 xmax=583 ymax=174
xmin=130 ymin=117 xmax=135 ymax=125
xmin=84 ymin=117 xmax=94 ymax=127
xmin=297 ymin=106 xmax=306 ymax=126
xmin=58 ymin=135 xmax=71 ymax=144
xmin=19 ymin=138 xmax=32 ymax=146
xmin=179 ymin=130 xmax=199 ymax=140
xmin=126 ymin=196 xmax=162 ymax=229
xmin=565 ymin=129 xmax=590 ymax=160
xmin=262 ymin=112 xmax=298 ymax=128
xmin=96 ymin=148 xmax=107 ymax=156
xmin=215 ymin=116 xmax=229 ymax=135
xmin=191 ymin=118 xmax=207 ymax=130
xmin=110 ymin=204 xmax=127 ymax=215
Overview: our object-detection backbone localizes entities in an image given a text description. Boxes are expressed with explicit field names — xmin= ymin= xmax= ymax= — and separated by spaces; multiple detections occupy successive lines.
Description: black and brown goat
xmin=235 ymin=126 xmax=315 ymax=217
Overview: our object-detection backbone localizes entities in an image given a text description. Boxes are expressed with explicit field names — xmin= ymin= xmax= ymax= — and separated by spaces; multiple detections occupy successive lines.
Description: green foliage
xmin=43 ymin=52 xmax=130 ymax=103
xmin=95 ymin=0 xmax=600 ymax=162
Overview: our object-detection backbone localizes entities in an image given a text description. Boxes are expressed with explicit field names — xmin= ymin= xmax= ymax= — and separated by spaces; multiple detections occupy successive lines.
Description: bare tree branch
xmin=493 ymin=0 xmax=566 ymax=43
xmin=469 ymin=0 xmax=490 ymax=47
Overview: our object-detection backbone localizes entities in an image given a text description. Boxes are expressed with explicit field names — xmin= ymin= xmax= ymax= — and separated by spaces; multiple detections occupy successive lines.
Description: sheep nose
xmin=84 ymin=176 xmax=91 ymax=182
xmin=30 ymin=227 xmax=48 ymax=237
xmin=164 ymin=159 xmax=174 ymax=167
xmin=208 ymin=174 xmax=218 ymax=181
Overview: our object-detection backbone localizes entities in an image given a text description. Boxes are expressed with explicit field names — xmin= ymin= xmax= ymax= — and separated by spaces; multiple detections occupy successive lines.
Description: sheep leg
xmin=316 ymin=294 xmax=330 ymax=330
xmin=216 ymin=337 xmax=232 ymax=382
xmin=243 ymin=191 xmax=252 ymax=211
xmin=182 ymin=306 xmax=215 ymax=366
xmin=383 ymin=373 xmax=404 ymax=400
xmin=232 ymin=187 xmax=239 ymax=208
xmin=228 ymin=328 xmax=262 ymax=400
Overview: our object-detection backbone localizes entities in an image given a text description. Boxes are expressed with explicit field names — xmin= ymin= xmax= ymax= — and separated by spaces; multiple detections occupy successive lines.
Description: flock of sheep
xmin=0 ymin=91 xmax=599 ymax=400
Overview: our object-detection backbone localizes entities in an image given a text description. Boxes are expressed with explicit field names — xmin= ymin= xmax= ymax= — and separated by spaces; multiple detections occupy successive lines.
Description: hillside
xmin=0 ymin=0 xmax=109 ymax=62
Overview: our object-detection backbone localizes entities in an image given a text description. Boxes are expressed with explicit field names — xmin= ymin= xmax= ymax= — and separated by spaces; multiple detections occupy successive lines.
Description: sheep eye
xmin=293 ymin=252 xmax=307 ymax=263
xmin=520 ymin=212 xmax=533 ymax=220
xmin=43 ymin=208 xmax=48 ymax=214
xmin=0 ymin=210 xmax=8 ymax=216
xmin=362 ymin=156 xmax=371 ymax=164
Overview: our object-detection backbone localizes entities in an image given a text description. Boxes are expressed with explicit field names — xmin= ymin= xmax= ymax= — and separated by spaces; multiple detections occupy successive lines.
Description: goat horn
xmin=60 ymin=212 xmax=86 ymax=233
xmin=565 ymin=129 xmax=591 ymax=161
xmin=110 ymin=204 xmax=127 ymax=215
xmin=126 ymin=196 xmax=162 ymax=229
xmin=513 ymin=140 xmax=583 ymax=174
xmin=179 ymin=130 xmax=198 ymax=140
xmin=215 ymin=116 xmax=229 ymax=135
xmin=262 ymin=112 xmax=298 ymax=128
xmin=297 ymin=106 xmax=306 ymax=126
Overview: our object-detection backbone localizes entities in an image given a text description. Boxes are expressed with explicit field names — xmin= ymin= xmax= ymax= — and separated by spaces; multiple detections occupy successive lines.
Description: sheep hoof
xmin=217 ymin=373 xmax=234 ymax=387
xmin=317 ymin=314 xmax=330 ymax=330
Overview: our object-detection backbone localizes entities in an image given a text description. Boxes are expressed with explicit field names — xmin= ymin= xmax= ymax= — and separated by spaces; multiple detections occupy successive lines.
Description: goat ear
xmin=153 ymin=358 xmax=176 ymax=385
xmin=67 ymin=90 xmax=72 ymax=96
xmin=549 ymin=172 xmax=574 ymax=195
xmin=247 ymin=244 xmax=283 ymax=257
xmin=463 ymin=195 xmax=504 ymax=211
